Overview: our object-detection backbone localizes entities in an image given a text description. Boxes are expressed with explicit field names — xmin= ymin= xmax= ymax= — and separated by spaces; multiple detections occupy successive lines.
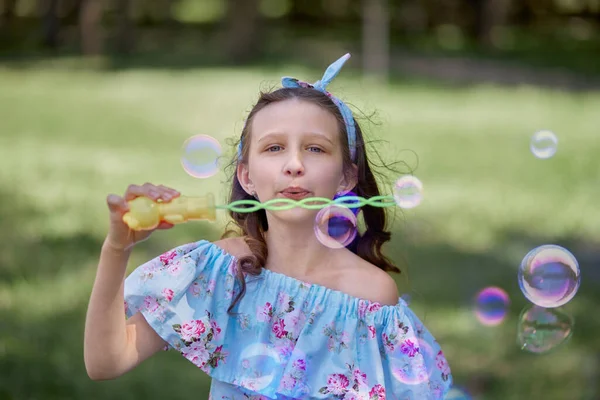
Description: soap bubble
xmin=530 ymin=130 xmax=558 ymax=159
xmin=517 ymin=304 xmax=574 ymax=354
xmin=181 ymin=134 xmax=222 ymax=178
xmin=390 ymin=337 xmax=437 ymax=385
xmin=518 ymin=245 xmax=580 ymax=308
xmin=314 ymin=205 xmax=358 ymax=249
xmin=238 ymin=343 xmax=281 ymax=391
xmin=393 ymin=176 xmax=423 ymax=209
xmin=332 ymin=190 xmax=361 ymax=217
xmin=474 ymin=287 xmax=510 ymax=326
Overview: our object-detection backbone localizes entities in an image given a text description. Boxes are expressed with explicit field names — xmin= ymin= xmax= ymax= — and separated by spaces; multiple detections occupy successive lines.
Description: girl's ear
xmin=338 ymin=163 xmax=358 ymax=194
xmin=237 ymin=162 xmax=255 ymax=195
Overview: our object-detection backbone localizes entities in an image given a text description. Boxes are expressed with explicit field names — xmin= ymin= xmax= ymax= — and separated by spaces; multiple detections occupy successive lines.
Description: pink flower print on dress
xmin=326 ymin=374 xmax=350 ymax=396
xmin=283 ymin=310 xmax=306 ymax=337
xmin=190 ymin=281 xmax=202 ymax=296
xmin=382 ymin=333 xmax=395 ymax=352
xmin=159 ymin=250 xmax=177 ymax=266
xmin=179 ymin=319 xmax=206 ymax=342
xmin=436 ymin=349 xmax=451 ymax=379
xmin=357 ymin=300 xmax=368 ymax=319
xmin=280 ymin=374 xmax=296 ymax=391
xmin=257 ymin=302 xmax=273 ymax=322
xmin=181 ymin=341 xmax=210 ymax=368
xmin=368 ymin=302 xmax=382 ymax=313
xmin=162 ymin=288 xmax=174 ymax=302
xmin=352 ymin=367 xmax=368 ymax=386
xmin=277 ymin=292 xmax=291 ymax=309
xmin=167 ymin=262 xmax=182 ymax=276
xmin=369 ymin=384 xmax=386 ymax=400
xmin=207 ymin=279 xmax=216 ymax=293
xmin=293 ymin=358 xmax=306 ymax=371
xmin=400 ymin=339 xmax=419 ymax=357
xmin=272 ymin=318 xmax=288 ymax=339
xmin=143 ymin=296 xmax=160 ymax=313
xmin=211 ymin=320 xmax=222 ymax=340
xmin=368 ymin=325 xmax=376 ymax=339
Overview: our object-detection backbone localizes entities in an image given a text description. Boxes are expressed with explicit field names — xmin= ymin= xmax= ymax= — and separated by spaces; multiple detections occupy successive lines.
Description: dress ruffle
xmin=124 ymin=240 xmax=452 ymax=399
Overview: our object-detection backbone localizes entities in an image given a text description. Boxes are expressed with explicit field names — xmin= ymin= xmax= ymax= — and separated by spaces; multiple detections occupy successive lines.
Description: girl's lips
xmin=279 ymin=192 xmax=310 ymax=200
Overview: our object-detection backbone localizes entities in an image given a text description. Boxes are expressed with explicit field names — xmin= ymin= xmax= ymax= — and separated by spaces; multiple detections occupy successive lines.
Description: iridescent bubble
xmin=238 ymin=343 xmax=281 ymax=391
xmin=518 ymin=245 xmax=580 ymax=308
xmin=180 ymin=134 xmax=222 ymax=179
xmin=393 ymin=176 xmax=423 ymax=209
xmin=517 ymin=304 xmax=574 ymax=354
xmin=530 ymin=130 xmax=558 ymax=159
xmin=314 ymin=205 xmax=358 ymax=249
xmin=474 ymin=287 xmax=510 ymax=326
xmin=390 ymin=337 xmax=436 ymax=385
xmin=332 ymin=190 xmax=361 ymax=217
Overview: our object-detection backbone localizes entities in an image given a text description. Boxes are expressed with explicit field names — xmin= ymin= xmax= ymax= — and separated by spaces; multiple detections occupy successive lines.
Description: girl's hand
xmin=105 ymin=183 xmax=180 ymax=251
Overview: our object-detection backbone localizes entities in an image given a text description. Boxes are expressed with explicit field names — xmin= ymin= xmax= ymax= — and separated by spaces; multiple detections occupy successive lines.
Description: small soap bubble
xmin=517 ymin=304 xmax=574 ymax=354
xmin=332 ymin=190 xmax=361 ymax=217
xmin=518 ymin=245 xmax=580 ymax=308
xmin=474 ymin=287 xmax=510 ymax=326
xmin=314 ymin=205 xmax=358 ymax=249
xmin=238 ymin=343 xmax=281 ymax=391
xmin=530 ymin=130 xmax=558 ymax=159
xmin=181 ymin=134 xmax=222 ymax=179
xmin=393 ymin=176 xmax=423 ymax=209
xmin=390 ymin=337 xmax=437 ymax=385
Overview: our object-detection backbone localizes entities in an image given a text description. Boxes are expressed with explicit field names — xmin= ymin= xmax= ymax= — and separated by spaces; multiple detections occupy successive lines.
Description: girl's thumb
xmin=106 ymin=194 xmax=128 ymax=213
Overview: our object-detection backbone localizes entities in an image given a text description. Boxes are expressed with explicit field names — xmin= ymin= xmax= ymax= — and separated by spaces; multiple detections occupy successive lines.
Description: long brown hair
xmin=221 ymin=87 xmax=401 ymax=314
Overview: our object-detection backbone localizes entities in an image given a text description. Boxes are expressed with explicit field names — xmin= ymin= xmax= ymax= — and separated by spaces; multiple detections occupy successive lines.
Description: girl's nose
xmin=283 ymin=153 xmax=305 ymax=177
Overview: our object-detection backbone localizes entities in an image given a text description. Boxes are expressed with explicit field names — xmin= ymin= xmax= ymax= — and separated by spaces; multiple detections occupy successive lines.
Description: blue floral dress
xmin=124 ymin=240 xmax=453 ymax=399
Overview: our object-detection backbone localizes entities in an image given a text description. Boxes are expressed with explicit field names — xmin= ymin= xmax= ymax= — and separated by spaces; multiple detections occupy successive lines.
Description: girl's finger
xmin=106 ymin=194 xmax=128 ymax=213
xmin=124 ymin=184 xmax=146 ymax=201
xmin=156 ymin=221 xmax=175 ymax=230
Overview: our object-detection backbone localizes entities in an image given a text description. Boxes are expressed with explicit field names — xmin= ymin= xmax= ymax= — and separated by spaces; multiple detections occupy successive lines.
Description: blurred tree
xmin=219 ymin=0 xmax=261 ymax=63
xmin=470 ymin=0 xmax=512 ymax=48
xmin=362 ymin=0 xmax=389 ymax=79
xmin=41 ymin=0 xmax=59 ymax=48
xmin=0 ymin=0 xmax=17 ymax=43
xmin=115 ymin=0 xmax=134 ymax=54
xmin=79 ymin=0 xmax=102 ymax=55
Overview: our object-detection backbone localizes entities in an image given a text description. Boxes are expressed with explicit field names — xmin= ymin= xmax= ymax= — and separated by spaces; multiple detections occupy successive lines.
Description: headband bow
xmin=238 ymin=53 xmax=357 ymax=162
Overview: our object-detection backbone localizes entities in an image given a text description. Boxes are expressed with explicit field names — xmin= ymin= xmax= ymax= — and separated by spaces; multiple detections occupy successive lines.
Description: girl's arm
xmin=83 ymin=240 xmax=166 ymax=380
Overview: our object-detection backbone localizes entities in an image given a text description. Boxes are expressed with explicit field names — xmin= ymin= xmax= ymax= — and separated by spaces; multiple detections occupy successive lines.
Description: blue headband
xmin=237 ymin=53 xmax=357 ymax=162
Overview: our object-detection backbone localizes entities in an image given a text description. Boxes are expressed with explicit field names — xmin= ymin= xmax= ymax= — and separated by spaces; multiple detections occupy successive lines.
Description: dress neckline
xmin=205 ymin=239 xmax=403 ymax=311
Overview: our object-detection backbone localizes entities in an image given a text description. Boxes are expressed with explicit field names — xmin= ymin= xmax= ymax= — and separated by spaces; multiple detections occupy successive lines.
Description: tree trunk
xmin=220 ymin=0 xmax=261 ymax=64
xmin=362 ymin=0 xmax=390 ymax=80
xmin=0 ymin=0 xmax=17 ymax=43
xmin=42 ymin=0 xmax=60 ymax=48
xmin=79 ymin=0 xmax=103 ymax=55
xmin=115 ymin=0 xmax=134 ymax=54
xmin=473 ymin=0 xmax=512 ymax=48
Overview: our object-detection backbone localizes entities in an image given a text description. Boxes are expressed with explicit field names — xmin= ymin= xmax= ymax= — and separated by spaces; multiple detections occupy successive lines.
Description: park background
xmin=1 ymin=0 xmax=599 ymax=399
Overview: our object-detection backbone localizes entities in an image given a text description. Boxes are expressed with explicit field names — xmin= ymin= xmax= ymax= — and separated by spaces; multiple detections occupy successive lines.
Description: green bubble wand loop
xmin=122 ymin=194 xmax=397 ymax=231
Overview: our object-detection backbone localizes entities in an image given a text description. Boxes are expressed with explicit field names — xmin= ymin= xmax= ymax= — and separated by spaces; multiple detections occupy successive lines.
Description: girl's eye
xmin=266 ymin=145 xmax=282 ymax=152
xmin=308 ymin=146 xmax=324 ymax=153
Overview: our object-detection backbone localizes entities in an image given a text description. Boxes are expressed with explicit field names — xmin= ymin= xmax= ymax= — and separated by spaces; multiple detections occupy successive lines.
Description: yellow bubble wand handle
xmin=123 ymin=193 xmax=217 ymax=231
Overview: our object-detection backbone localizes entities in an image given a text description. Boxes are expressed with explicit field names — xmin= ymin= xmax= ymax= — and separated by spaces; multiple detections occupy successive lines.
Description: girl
xmin=84 ymin=54 xmax=453 ymax=399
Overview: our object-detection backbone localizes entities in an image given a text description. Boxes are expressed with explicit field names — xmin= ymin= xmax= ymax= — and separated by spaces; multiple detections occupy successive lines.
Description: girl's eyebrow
xmin=257 ymin=132 xmax=334 ymax=145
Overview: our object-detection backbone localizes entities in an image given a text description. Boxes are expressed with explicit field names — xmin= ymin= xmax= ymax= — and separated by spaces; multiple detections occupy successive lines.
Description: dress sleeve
xmin=373 ymin=299 xmax=453 ymax=399
xmin=123 ymin=239 xmax=238 ymax=357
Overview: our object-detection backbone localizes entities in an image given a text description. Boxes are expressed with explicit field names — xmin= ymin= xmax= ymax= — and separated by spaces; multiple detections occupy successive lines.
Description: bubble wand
xmin=122 ymin=194 xmax=398 ymax=231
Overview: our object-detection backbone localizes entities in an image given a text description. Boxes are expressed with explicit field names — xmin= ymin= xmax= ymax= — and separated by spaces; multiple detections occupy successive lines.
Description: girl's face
xmin=238 ymin=98 xmax=357 ymax=223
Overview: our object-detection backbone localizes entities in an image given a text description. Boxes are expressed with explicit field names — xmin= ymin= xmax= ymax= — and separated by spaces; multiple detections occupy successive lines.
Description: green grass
xmin=1 ymin=58 xmax=599 ymax=400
